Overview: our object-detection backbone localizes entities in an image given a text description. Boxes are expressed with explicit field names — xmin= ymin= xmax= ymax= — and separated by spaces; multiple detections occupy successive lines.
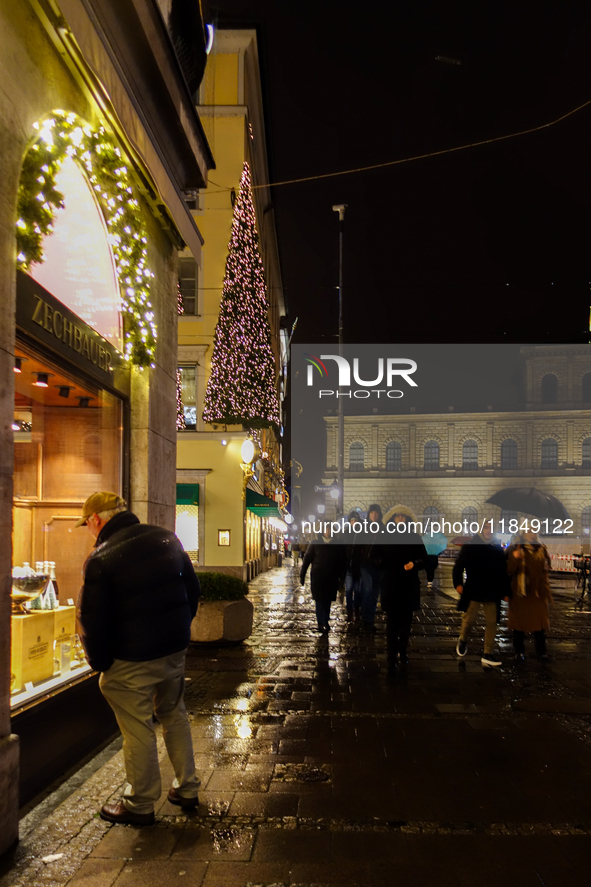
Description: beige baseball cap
xmin=75 ymin=492 xmax=126 ymax=527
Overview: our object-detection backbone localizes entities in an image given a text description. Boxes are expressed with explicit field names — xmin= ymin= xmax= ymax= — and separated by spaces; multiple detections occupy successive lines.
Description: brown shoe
xmin=100 ymin=801 xmax=155 ymax=826
xmin=167 ymin=787 xmax=199 ymax=810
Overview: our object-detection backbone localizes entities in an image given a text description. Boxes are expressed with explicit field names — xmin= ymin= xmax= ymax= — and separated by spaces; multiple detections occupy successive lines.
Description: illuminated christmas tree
xmin=203 ymin=162 xmax=280 ymax=429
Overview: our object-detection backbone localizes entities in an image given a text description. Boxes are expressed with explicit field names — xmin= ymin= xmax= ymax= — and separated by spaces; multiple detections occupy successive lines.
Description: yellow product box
xmin=54 ymin=606 xmax=76 ymax=644
xmin=11 ymin=611 xmax=55 ymax=693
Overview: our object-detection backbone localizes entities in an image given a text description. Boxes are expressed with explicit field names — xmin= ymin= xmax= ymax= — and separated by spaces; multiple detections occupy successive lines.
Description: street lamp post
xmin=332 ymin=203 xmax=347 ymax=519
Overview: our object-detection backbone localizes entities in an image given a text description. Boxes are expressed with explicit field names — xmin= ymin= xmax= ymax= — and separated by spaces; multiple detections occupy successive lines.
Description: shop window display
xmin=11 ymin=342 xmax=123 ymax=706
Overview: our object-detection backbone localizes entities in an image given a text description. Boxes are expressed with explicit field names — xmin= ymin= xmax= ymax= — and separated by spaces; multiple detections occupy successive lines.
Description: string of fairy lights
xmin=202 ymin=161 xmax=280 ymax=430
xmin=16 ymin=111 xmax=157 ymax=368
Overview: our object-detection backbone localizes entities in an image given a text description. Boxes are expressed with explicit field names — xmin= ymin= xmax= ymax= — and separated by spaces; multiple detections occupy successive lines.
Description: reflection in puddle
xmin=207 ymin=797 xmax=230 ymax=816
xmin=236 ymin=720 xmax=252 ymax=739
xmin=211 ymin=827 xmax=252 ymax=854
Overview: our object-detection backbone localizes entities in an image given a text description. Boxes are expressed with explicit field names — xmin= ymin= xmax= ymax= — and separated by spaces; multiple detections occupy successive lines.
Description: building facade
xmin=0 ymin=0 xmax=213 ymax=851
xmin=322 ymin=346 xmax=591 ymax=548
xmin=176 ymin=29 xmax=288 ymax=579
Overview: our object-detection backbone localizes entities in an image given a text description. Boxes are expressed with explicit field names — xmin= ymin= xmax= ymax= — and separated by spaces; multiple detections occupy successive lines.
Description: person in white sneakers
xmin=452 ymin=524 xmax=510 ymax=668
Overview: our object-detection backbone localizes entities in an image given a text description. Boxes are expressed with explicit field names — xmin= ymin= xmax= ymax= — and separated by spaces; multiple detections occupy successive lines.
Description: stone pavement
xmin=2 ymin=561 xmax=591 ymax=887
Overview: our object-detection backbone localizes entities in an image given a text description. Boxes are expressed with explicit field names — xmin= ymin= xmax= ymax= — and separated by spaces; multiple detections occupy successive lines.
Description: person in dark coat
xmin=300 ymin=528 xmax=347 ymax=633
xmin=356 ymin=503 xmax=386 ymax=633
xmin=344 ymin=510 xmax=364 ymax=624
xmin=380 ymin=505 xmax=427 ymax=674
xmin=453 ymin=524 xmax=509 ymax=667
xmin=77 ymin=491 xmax=201 ymax=825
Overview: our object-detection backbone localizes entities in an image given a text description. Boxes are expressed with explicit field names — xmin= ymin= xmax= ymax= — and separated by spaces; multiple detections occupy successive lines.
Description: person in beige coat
xmin=506 ymin=530 xmax=552 ymax=661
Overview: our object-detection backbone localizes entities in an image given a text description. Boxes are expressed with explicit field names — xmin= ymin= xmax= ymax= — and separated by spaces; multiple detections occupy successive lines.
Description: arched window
xmin=424 ymin=441 xmax=439 ymax=470
xmin=541 ymin=438 xmax=558 ymax=469
xmin=462 ymin=506 xmax=478 ymax=527
xmin=501 ymin=438 xmax=518 ymax=469
xmin=583 ymin=438 xmax=591 ymax=468
xmin=386 ymin=441 xmax=401 ymax=471
xmin=29 ymin=155 xmax=122 ymax=349
xmin=423 ymin=506 xmax=439 ymax=523
xmin=583 ymin=374 xmax=591 ymax=402
xmin=501 ymin=510 xmax=518 ymax=527
xmin=582 ymin=506 xmax=591 ymax=537
xmin=541 ymin=374 xmax=558 ymax=403
xmin=462 ymin=440 xmax=478 ymax=469
xmin=349 ymin=442 xmax=364 ymax=471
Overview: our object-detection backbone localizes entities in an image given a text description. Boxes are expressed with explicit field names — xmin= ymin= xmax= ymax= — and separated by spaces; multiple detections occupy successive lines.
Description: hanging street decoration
xmin=16 ymin=111 xmax=157 ymax=368
xmin=202 ymin=161 xmax=280 ymax=430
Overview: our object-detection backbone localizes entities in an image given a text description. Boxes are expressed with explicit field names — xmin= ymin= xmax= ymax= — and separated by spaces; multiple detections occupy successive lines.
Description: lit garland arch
xmin=16 ymin=111 xmax=157 ymax=367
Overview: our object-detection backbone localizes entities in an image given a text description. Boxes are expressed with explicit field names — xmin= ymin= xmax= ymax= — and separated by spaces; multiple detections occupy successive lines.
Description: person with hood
xmin=506 ymin=529 xmax=552 ymax=661
xmin=453 ymin=523 xmax=509 ymax=667
xmin=300 ymin=525 xmax=347 ymax=634
xmin=380 ymin=504 xmax=427 ymax=674
xmin=356 ymin=503 xmax=386 ymax=633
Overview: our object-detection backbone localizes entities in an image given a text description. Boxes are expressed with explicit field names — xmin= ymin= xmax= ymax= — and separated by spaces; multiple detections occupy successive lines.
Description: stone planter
xmin=190 ymin=598 xmax=254 ymax=644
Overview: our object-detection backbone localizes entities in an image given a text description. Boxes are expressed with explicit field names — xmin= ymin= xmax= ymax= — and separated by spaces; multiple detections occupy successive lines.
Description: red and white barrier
xmin=550 ymin=554 xmax=577 ymax=573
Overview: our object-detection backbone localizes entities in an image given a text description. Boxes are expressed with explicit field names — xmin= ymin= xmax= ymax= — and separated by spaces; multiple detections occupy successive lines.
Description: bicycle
xmin=573 ymin=554 xmax=589 ymax=607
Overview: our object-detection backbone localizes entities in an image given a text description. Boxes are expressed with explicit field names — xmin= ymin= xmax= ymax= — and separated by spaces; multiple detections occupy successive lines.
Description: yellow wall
xmin=179 ymin=115 xmax=246 ymax=353
xmin=177 ymin=437 xmax=245 ymax=567
xmin=200 ymin=52 xmax=239 ymax=106
xmin=178 ymin=39 xmax=283 ymax=574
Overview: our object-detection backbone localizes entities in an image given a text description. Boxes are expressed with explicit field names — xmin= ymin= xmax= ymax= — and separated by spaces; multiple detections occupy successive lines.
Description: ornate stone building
xmin=323 ymin=346 xmax=591 ymax=545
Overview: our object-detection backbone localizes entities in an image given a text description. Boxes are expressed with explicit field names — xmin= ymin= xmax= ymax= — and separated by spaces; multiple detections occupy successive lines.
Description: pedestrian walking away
xmin=357 ymin=503 xmax=386 ymax=632
xmin=344 ymin=511 xmax=364 ymax=624
xmin=299 ymin=527 xmax=346 ymax=634
xmin=453 ymin=524 xmax=509 ymax=668
xmin=380 ymin=505 xmax=427 ymax=675
xmin=506 ymin=530 xmax=552 ymax=661
xmin=77 ymin=491 xmax=201 ymax=826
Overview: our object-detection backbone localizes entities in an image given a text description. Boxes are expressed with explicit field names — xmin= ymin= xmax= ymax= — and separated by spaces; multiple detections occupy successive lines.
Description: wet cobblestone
xmin=1 ymin=563 xmax=591 ymax=886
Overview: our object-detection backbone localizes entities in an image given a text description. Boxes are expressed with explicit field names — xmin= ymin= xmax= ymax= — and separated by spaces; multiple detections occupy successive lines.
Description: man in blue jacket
xmin=77 ymin=491 xmax=201 ymax=825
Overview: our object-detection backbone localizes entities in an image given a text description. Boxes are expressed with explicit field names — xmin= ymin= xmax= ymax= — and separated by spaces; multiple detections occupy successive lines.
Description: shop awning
xmin=245 ymin=489 xmax=281 ymax=519
xmin=176 ymin=483 xmax=199 ymax=505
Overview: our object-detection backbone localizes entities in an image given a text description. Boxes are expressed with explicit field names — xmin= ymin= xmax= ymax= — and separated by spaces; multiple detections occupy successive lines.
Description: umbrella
xmin=422 ymin=532 xmax=448 ymax=555
xmin=450 ymin=535 xmax=472 ymax=546
xmin=486 ymin=487 xmax=569 ymax=520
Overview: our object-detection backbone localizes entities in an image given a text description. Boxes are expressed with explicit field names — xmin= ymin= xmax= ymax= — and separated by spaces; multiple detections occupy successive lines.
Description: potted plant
xmin=190 ymin=572 xmax=253 ymax=643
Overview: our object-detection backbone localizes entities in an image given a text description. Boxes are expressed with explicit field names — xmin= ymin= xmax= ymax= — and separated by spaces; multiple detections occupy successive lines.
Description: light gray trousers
xmin=100 ymin=650 xmax=200 ymax=813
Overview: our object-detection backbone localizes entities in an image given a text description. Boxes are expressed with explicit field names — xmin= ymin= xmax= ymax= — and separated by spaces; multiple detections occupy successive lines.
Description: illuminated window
xmin=583 ymin=438 xmax=591 ymax=468
xmin=175 ymin=505 xmax=199 ymax=560
xmin=178 ymin=366 xmax=196 ymax=429
xmin=29 ymin=156 xmax=122 ymax=349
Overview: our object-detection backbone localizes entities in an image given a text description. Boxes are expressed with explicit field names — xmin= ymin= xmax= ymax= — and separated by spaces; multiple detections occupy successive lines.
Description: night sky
xmin=210 ymin=0 xmax=591 ymax=346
